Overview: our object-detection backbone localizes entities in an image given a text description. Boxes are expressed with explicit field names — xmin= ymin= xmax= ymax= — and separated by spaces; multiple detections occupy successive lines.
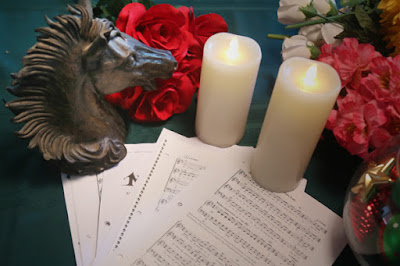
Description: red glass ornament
xmin=350 ymin=190 xmax=392 ymax=243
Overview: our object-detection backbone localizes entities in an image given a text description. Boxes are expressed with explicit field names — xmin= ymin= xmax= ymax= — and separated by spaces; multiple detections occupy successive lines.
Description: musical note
xmin=219 ymin=174 xmax=328 ymax=248
xmin=155 ymin=157 xmax=206 ymax=211
xmin=191 ymin=173 xmax=326 ymax=263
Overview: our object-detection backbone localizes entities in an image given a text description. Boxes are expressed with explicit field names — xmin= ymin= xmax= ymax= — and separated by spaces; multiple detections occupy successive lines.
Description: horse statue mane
xmin=6 ymin=5 xmax=176 ymax=175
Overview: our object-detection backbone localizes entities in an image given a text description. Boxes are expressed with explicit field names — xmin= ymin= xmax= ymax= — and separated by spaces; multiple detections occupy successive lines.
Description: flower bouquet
xmin=273 ymin=0 xmax=400 ymax=158
xmin=93 ymin=0 xmax=228 ymax=122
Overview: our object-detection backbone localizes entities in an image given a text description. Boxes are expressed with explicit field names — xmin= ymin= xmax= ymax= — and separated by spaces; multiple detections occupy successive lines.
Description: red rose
xmin=108 ymin=3 xmax=228 ymax=122
xmin=194 ymin=13 xmax=229 ymax=46
xmin=173 ymin=35 xmax=203 ymax=87
xmin=115 ymin=3 xmax=146 ymax=35
xmin=126 ymin=76 xmax=195 ymax=122
xmin=132 ymin=87 xmax=179 ymax=122
xmin=165 ymin=75 xmax=196 ymax=113
xmin=117 ymin=3 xmax=189 ymax=62
xmin=105 ymin=86 xmax=143 ymax=110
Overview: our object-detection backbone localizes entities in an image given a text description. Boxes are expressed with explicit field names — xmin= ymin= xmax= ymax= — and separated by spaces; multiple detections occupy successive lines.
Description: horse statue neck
xmin=66 ymin=69 xmax=126 ymax=142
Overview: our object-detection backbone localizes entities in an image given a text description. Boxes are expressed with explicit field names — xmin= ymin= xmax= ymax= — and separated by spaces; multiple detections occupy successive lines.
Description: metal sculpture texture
xmin=5 ymin=5 xmax=176 ymax=175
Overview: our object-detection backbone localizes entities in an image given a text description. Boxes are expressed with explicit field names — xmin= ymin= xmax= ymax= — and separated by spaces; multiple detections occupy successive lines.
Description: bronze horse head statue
xmin=5 ymin=5 xmax=176 ymax=175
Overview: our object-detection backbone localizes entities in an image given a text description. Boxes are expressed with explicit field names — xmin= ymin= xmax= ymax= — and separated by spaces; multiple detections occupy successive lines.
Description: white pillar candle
xmin=250 ymin=57 xmax=341 ymax=192
xmin=195 ymin=32 xmax=262 ymax=147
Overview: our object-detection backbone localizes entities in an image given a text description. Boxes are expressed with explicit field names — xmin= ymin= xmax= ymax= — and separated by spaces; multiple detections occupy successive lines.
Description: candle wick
xmin=227 ymin=37 xmax=240 ymax=61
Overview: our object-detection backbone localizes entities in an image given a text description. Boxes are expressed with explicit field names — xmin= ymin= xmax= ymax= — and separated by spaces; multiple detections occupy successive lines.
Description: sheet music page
xmin=95 ymin=129 xmax=255 ymax=264
xmin=135 ymin=129 xmax=255 ymax=215
xmin=100 ymin=168 xmax=345 ymax=266
xmin=95 ymin=143 xmax=156 ymax=261
xmin=61 ymin=173 xmax=83 ymax=266
xmin=61 ymin=173 xmax=101 ymax=266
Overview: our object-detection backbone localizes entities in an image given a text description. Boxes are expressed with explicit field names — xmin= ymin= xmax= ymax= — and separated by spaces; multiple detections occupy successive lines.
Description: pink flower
xmin=362 ymin=56 xmax=400 ymax=102
xmin=318 ymin=38 xmax=381 ymax=89
xmin=357 ymin=102 xmax=391 ymax=151
xmin=329 ymin=89 xmax=389 ymax=158
xmin=319 ymin=39 xmax=400 ymax=157
xmin=318 ymin=43 xmax=335 ymax=65
xmin=384 ymin=101 xmax=400 ymax=136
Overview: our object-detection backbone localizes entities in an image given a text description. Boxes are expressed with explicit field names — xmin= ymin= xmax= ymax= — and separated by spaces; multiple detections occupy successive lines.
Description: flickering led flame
xmin=226 ymin=37 xmax=240 ymax=61
xmin=303 ymin=64 xmax=318 ymax=87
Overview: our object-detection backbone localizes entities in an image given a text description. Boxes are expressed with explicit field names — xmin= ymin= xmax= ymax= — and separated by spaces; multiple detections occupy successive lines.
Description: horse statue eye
xmin=127 ymin=54 xmax=136 ymax=65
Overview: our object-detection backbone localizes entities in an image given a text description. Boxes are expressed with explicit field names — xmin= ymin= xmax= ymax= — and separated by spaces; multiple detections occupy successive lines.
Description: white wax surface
xmin=195 ymin=32 xmax=262 ymax=147
xmin=250 ymin=57 xmax=341 ymax=192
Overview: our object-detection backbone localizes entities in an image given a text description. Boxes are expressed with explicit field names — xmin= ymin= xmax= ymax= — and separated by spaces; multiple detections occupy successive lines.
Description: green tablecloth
xmin=0 ymin=0 xmax=362 ymax=265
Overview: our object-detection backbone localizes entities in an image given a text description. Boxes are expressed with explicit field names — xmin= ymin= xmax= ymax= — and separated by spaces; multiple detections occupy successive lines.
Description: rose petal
xmin=120 ymin=87 xmax=143 ymax=110
xmin=105 ymin=92 xmax=123 ymax=106
xmin=194 ymin=13 xmax=228 ymax=46
xmin=150 ymin=88 xmax=179 ymax=120
xmin=144 ymin=4 xmax=186 ymax=28
xmin=177 ymin=6 xmax=195 ymax=32
xmin=116 ymin=3 xmax=147 ymax=37
xmin=172 ymin=76 xmax=196 ymax=113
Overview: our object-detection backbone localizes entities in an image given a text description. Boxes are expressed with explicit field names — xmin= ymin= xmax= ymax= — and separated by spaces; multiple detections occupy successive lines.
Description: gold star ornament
xmin=351 ymin=157 xmax=396 ymax=202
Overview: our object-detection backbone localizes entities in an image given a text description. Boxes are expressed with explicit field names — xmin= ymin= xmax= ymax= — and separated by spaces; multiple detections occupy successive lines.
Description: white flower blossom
xmin=299 ymin=19 xmax=343 ymax=47
xmin=278 ymin=0 xmax=337 ymax=25
xmin=278 ymin=0 xmax=310 ymax=25
xmin=281 ymin=35 xmax=316 ymax=61
xmin=313 ymin=0 xmax=336 ymax=15
xmin=321 ymin=23 xmax=344 ymax=47
xmin=298 ymin=20 xmax=323 ymax=44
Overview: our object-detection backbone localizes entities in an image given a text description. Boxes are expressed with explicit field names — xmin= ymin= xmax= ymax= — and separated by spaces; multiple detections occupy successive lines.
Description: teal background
xmin=0 ymin=0 xmax=361 ymax=265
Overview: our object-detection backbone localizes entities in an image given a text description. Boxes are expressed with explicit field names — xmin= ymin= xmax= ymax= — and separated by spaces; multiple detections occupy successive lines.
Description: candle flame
xmin=303 ymin=64 xmax=318 ymax=88
xmin=226 ymin=37 xmax=239 ymax=61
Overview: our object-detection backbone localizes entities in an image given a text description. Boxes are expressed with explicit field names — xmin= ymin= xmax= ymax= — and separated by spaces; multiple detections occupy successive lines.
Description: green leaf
xmin=91 ymin=0 xmax=100 ymax=6
xmin=93 ymin=0 xmax=132 ymax=22
xmin=335 ymin=10 xmax=392 ymax=56
xmin=326 ymin=1 xmax=339 ymax=16
xmin=299 ymin=5 xmax=318 ymax=19
xmin=354 ymin=4 xmax=377 ymax=32
xmin=99 ymin=5 xmax=112 ymax=18
xmin=340 ymin=0 xmax=366 ymax=8
xmin=307 ymin=44 xmax=321 ymax=59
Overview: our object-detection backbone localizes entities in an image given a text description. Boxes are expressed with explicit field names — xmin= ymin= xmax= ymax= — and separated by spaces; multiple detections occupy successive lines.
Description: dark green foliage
xmin=92 ymin=0 xmax=156 ymax=23
xmin=336 ymin=0 xmax=393 ymax=56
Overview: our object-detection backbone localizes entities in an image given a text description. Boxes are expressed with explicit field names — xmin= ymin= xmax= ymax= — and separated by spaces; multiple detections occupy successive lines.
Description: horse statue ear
xmin=83 ymin=31 xmax=110 ymax=57
xmin=82 ymin=30 xmax=111 ymax=70
xmin=77 ymin=0 xmax=93 ymax=18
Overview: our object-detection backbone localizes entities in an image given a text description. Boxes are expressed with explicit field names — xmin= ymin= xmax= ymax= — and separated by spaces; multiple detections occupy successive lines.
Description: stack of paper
xmin=61 ymin=128 xmax=347 ymax=266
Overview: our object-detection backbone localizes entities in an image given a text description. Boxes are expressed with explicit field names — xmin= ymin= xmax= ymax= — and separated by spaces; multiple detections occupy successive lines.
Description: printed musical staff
xmin=156 ymin=158 xmax=206 ymax=211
